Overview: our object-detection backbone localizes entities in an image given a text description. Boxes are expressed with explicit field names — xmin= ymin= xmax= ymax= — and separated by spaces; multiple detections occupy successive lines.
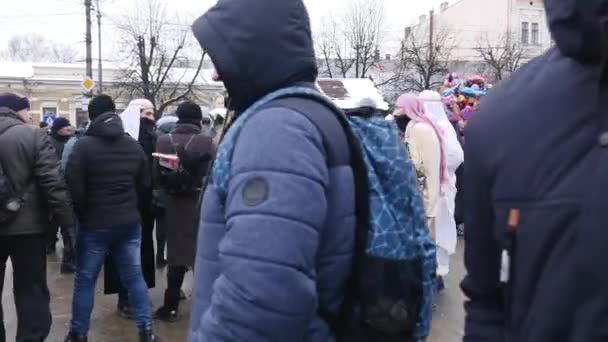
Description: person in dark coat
xmin=461 ymin=1 xmax=608 ymax=341
xmin=47 ymin=117 xmax=76 ymax=273
xmin=64 ymin=95 xmax=157 ymax=342
xmin=152 ymin=115 xmax=178 ymax=269
xmin=0 ymin=93 xmax=74 ymax=342
xmin=153 ymin=101 xmax=215 ymax=321
xmin=188 ymin=1 xmax=357 ymax=341
xmin=137 ymin=102 xmax=158 ymax=295
xmin=104 ymin=99 xmax=157 ymax=319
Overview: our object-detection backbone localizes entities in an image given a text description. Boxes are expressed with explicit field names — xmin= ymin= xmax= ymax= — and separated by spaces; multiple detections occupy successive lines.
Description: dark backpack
xmin=160 ymin=134 xmax=207 ymax=195
xmin=211 ymin=87 xmax=436 ymax=341
xmin=0 ymin=125 xmax=28 ymax=224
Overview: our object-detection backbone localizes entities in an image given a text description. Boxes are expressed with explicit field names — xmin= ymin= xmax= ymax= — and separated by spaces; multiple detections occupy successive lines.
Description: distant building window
xmin=521 ymin=22 xmax=530 ymax=45
xmin=531 ymin=22 xmax=540 ymax=45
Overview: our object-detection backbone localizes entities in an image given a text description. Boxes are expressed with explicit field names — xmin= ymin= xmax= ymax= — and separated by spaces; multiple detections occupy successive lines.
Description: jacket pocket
xmin=493 ymin=199 xmax=580 ymax=339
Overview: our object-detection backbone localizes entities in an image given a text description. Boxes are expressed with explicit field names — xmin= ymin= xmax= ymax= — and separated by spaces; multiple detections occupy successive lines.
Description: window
xmin=521 ymin=22 xmax=529 ymax=45
xmin=531 ymin=22 xmax=540 ymax=45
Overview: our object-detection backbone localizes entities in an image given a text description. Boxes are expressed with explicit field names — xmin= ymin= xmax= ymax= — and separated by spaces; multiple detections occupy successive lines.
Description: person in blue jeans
xmin=64 ymin=95 xmax=157 ymax=342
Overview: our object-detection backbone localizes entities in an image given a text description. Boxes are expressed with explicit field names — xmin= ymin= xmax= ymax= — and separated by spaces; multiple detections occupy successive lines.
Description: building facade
xmin=411 ymin=0 xmax=550 ymax=65
xmin=0 ymin=62 xmax=225 ymax=127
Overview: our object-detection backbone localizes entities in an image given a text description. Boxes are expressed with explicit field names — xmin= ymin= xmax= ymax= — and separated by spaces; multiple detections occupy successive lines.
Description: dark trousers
xmin=0 ymin=234 xmax=51 ymax=342
xmin=46 ymin=223 xmax=75 ymax=266
xmin=155 ymin=213 xmax=166 ymax=261
xmin=454 ymin=164 xmax=465 ymax=225
xmin=164 ymin=266 xmax=187 ymax=310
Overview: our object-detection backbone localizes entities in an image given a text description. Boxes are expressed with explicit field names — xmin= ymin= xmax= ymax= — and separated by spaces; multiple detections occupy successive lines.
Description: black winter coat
xmin=50 ymin=133 xmax=70 ymax=161
xmin=66 ymin=112 xmax=150 ymax=230
xmin=154 ymin=123 xmax=215 ymax=266
xmin=0 ymin=107 xmax=74 ymax=236
xmin=462 ymin=1 xmax=608 ymax=341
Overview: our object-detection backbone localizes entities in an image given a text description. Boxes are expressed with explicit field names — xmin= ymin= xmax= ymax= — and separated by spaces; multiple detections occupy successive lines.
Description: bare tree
xmin=315 ymin=17 xmax=338 ymax=78
xmin=117 ymin=0 xmax=205 ymax=116
xmin=1 ymin=34 xmax=78 ymax=63
xmin=315 ymin=0 xmax=384 ymax=79
xmin=475 ymin=32 xmax=525 ymax=81
xmin=399 ymin=27 xmax=454 ymax=92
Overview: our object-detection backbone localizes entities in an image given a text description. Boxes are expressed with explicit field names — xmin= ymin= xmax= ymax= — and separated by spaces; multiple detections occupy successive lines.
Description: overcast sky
xmin=0 ymin=0 xmax=448 ymax=61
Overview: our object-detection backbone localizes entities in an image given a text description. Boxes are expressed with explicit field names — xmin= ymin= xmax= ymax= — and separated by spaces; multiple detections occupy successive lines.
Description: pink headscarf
xmin=395 ymin=93 xmax=448 ymax=190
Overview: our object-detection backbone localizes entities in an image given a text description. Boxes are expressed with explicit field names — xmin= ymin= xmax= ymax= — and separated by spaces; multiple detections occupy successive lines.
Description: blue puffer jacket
xmin=189 ymin=1 xmax=356 ymax=341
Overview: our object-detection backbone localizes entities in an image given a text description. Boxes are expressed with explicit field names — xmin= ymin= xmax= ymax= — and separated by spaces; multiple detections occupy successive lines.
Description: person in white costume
xmin=119 ymin=99 xmax=155 ymax=140
xmin=419 ymin=90 xmax=464 ymax=278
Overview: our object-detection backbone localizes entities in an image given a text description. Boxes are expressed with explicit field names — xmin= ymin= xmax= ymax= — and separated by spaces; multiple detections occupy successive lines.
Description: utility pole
xmin=96 ymin=0 xmax=103 ymax=94
xmin=429 ymin=9 xmax=434 ymax=62
xmin=85 ymin=0 xmax=93 ymax=95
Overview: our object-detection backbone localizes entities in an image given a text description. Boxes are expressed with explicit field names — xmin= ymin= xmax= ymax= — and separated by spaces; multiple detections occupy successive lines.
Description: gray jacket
xmin=0 ymin=107 xmax=74 ymax=235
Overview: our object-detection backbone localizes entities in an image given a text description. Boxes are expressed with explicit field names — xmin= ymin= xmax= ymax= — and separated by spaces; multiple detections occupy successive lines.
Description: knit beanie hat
xmin=88 ymin=95 xmax=116 ymax=120
xmin=0 ymin=93 xmax=30 ymax=112
xmin=51 ymin=117 xmax=71 ymax=133
xmin=176 ymin=101 xmax=203 ymax=124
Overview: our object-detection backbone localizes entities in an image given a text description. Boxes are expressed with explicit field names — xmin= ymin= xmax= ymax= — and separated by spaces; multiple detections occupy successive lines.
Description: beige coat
xmin=406 ymin=122 xmax=441 ymax=220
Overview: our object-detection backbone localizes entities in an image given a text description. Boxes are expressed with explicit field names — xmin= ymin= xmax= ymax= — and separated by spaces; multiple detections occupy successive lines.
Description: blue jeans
xmin=70 ymin=224 xmax=152 ymax=335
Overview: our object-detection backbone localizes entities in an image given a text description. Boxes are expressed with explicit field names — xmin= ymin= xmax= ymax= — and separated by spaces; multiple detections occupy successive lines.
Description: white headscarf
xmin=419 ymin=90 xmax=463 ymax=260
xmin=120 ymin=98 xmax=154 ymax=140
xmin=419 ymin=90 xmax=463 ymax=172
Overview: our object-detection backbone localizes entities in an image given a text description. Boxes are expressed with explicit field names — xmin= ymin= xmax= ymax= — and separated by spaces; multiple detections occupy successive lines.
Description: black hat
xmin=176 ymin=101 xmax=203 ymax=124
xmin=51 ymin=117 xmax=71 ymax=133
xmin=88 ymin=95 xmax=116 ymax=120
xmin=0 ymin=93 xmax=30 ymax=113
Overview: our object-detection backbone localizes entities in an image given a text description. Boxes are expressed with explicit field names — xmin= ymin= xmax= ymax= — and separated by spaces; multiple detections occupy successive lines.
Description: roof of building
xmin=0 ymin=61 xmax=223 ymax=87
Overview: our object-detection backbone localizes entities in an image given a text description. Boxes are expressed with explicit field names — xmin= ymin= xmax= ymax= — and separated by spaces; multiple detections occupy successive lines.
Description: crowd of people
xmin=0 ymin=0 xmax=606 ymax=342
xmin=0 ymin=91 xmax=215 ymax=342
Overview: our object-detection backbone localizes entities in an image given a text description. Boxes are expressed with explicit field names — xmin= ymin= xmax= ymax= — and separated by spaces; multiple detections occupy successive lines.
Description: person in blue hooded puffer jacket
xmin=188 ymin=0 xmax=357 ymax=341
xmin=462 ymin=0 xmax=608 ymax=341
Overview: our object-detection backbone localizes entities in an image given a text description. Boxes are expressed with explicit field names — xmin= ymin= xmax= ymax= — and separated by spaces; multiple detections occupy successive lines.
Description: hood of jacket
xmin=192 ymin=0 xmax=318 ymax=112
xmin=171 ymin=123 xmax=202 ymax=135
xmin=546 ymin=0 xmax=608 ymax=64
xmin=86 ymin=112 xmax=125 ymax=139
xmin=0 ymin=107 xmax=25 ymax=133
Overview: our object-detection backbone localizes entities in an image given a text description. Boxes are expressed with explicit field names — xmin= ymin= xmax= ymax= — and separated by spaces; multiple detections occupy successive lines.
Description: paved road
xmin=2 ymin=241 xmax=466 ymax=342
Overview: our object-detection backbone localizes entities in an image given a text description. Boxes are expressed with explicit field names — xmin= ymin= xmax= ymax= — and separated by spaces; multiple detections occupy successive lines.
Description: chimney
xmin=374 ymin=48 xmax=380 ymax=62
xmin=419 ymin=14 xmax=427 ymax=24
xmin=385 ymin=54 xmax=391 ymax=61
xmin=440 ymin=2 xmax=449 ymax=12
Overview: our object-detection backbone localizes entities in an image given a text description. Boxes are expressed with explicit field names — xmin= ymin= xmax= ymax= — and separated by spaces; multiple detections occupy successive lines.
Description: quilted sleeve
xmin=199 ymin=107 xmax=330 ymax=341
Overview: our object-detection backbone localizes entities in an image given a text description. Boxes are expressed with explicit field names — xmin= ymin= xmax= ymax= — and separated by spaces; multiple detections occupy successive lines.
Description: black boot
xmin=156 ymin=255 xmax=167 ymax=269
xmin=154 ymin=290 xmax=180 ymax=322
xmin=117 ymin=303 xmax=133 ymax=320
xmin=139 ymin=330 xmax=158 ymax=342
xmin=61 ymin=232 xmax=76 ymax=274
xmin=64 ymin=332 xmax=88 ymax=342
xmin=61 ymin=262 xmax=76 ymax=274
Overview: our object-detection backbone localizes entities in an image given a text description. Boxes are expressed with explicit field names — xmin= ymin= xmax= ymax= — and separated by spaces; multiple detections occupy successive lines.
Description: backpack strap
xmin=263 ymin=96 xmax=371 ymax=337
xmin=262 ymin=98 xmax=349 ymax=167
xmin=169 ymin=133 xmax=196 ymax=157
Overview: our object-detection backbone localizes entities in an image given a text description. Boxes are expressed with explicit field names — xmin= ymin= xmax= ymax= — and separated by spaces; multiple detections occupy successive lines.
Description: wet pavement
xmin=2 ymin=241 xmax=466 ymax=342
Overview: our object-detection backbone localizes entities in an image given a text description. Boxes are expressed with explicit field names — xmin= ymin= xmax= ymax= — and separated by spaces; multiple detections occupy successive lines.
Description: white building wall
xmin=411 ymin=0 xmax=550 ymax=62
